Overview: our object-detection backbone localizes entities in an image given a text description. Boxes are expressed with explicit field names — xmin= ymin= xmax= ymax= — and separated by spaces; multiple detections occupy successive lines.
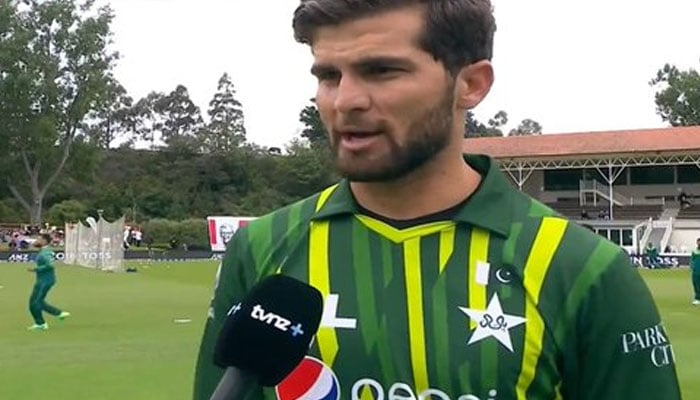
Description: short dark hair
xmin=41 ymin=233 xmax=52 ymax=244
xmin=292 ymin=0 xmax=496 ymax=74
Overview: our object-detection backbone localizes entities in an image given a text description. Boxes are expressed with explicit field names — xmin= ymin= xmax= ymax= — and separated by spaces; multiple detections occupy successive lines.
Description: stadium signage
xmin=629 ymin=255 xmax=681 ymax=268
xmin=207 ymin=216 xmax=257 ymax=252
xmin=7 ymin=253 xmax=32 ymax=262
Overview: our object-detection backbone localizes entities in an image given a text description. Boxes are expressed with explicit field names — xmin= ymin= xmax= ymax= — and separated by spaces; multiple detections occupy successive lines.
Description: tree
xmin=45 ymin=199 xmax=87 ymax=226
xmin=132 ymin=91 xmax=166 ymax=149
xmin=82 ymin=79 xmax=135 ymax=148
xmin=201 ymin=73 xmax=246 ymax=153
xmin=464 ymin=110 xmax=507 ymax=137
xmin=156 ymin=85 xmax=203 ymax=149
xmin=299 ymin=98 xmax=328 ymax=148
xmin=0 ymin=0 xmax=120 ymax=225
xmin=650 ymin=61 xmax=700 ymax=126
xmin=509 ymin=118 xmax=543 ymax=136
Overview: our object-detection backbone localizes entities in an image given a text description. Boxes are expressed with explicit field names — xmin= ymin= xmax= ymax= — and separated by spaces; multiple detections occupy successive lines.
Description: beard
xmin=330 ymin=88 xmax=455 ymax=183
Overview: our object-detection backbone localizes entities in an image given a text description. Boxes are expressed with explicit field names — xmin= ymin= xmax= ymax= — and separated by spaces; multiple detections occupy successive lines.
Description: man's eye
xmin=317 ymin=71 xmax=340 ymax=82
xmin=367 ymin=66 xmax=400 ymax=75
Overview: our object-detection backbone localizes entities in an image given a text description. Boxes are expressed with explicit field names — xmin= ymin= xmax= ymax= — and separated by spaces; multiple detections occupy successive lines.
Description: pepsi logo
xmin=276 ymin=357 xmax=340 ymax=400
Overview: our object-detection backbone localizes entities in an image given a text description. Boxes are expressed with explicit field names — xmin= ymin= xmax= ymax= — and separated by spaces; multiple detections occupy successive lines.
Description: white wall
xmin=669 ymin=229 xmax=700 ymax=253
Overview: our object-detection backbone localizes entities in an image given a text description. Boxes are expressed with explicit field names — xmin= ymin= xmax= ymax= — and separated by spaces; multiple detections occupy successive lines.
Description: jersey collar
xmin=311 ymin=154 xmax=514 ymax=237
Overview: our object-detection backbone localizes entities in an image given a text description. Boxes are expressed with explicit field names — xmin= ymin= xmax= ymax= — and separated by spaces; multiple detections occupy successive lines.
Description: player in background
xmin=27 ymin=233 xmax=70 ymax=331
xmin=691 ymin=237 xmax=700 ymax=305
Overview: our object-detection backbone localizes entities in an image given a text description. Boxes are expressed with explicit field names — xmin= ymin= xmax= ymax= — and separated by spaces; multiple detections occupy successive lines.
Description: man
xmin=27 ymin=233 xmax=70 ymax=331
xmin=678 ymin=188 xmax=691 ymax=209
xmin=691 ymin=238 xmax=700 ymax=305
xmin=218 ymin=223 xmax=236 ymax=246
xmin=193 ymin=1 xmax=681 ymax=399
xmin=645 ymin=241 xmax=660 ymax=269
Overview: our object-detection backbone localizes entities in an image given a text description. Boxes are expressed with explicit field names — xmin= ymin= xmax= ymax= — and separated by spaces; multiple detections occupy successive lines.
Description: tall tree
xmin=464 ymin=110 xmax=507 ymax=137
xmin=650 ymin=61 xmax=700 ymax=126
xmin=299 ymin=98 xmax=328 ymax=149
xmin=509 ymin=118 xmax=543 ymax=136
xmin=132 ymin=91 xmax=166 ymax=149
xmin=82 ymin=79 xmax=134 ymax=148
xmin=156 ymin=85 xmax=203 ymax=148
xmin=201 ymin=72 xmax=246 ymax=153
xmin=0 ymin=0 xmax=119 ymax=224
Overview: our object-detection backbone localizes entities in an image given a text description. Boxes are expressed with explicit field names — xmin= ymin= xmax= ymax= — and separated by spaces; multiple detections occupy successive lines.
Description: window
xmin=544 ymin=169 xmax=582 ymax=191
xmin=629 ymin=166 xmax=674 ymax=185
xmin=677 ymin=165 xmax=700 ymax=184
xmin=610 ymin=230 xmax=621 ymax=246
xmin=583 ymin=168 xmax=629 ymax=185
xmin=622 ymin=229 xmax=633 ymax=246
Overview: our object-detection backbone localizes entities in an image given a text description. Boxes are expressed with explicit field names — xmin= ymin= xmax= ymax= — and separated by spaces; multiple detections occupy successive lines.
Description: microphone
xmin=210 ymin=274 xmax=324 ymax=400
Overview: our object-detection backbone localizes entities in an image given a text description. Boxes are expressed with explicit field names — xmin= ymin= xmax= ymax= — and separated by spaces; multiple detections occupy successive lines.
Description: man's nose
xmin=333 ymin=75 xmax=371 ymax=113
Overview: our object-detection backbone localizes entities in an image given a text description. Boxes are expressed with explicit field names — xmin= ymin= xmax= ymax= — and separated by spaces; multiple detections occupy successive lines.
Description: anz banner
xmin=0 ymin=250 xmax=225 ymax=263
xmin=2 ymin=250 xmax=686 ymax=267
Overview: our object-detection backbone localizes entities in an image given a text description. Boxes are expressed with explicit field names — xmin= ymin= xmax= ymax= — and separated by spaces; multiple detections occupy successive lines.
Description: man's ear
xmin=454 ymin=60 xmax=494 ymax=110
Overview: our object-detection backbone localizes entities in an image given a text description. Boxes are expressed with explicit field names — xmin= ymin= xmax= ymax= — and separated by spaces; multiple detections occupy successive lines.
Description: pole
xmin=608 ymin=165 xmax=614 ymax=220
xmin=97 ymin=209 xmax=104 ymax=271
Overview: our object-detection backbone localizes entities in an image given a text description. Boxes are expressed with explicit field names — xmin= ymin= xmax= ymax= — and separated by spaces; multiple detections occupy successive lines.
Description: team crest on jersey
xmin=459 ymin=293 xmax=526 ymax=352
xmin=276 ymin=357 xmax=340 ymax=400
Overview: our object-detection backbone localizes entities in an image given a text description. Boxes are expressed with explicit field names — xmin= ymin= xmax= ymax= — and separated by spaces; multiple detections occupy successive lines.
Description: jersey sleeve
xmin=563 ymin=249 xmax=682 ymax=399
xmin=192 ymin=228 xmax=264 ymax=400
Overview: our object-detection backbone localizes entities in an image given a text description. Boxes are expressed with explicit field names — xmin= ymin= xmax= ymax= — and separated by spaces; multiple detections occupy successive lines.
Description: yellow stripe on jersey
xmin=468 ymin=228 xmax=490 ymax=329
xmin=439 ymin=226 xmax=455 ymax=274
xmin=356 ymin=215 xmax=453 ymax=243
xmin=516 ymin=217 xmax=568 ymax=400
xmin=309 ymin=186 xmax=339 ymax=367
xmin=555 ymin=382 xmax=564 ymax=400
xmin=403 ymin=237 xmax=430 ymax=393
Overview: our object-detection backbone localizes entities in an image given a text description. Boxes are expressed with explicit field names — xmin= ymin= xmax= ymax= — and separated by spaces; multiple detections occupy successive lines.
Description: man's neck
xmin=349 ymin=151 xmax=482 ymax=220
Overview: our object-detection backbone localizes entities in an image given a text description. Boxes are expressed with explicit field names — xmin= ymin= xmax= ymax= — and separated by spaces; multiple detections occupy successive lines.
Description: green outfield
xmin=0 ymin=261 xmax=697 ymax=399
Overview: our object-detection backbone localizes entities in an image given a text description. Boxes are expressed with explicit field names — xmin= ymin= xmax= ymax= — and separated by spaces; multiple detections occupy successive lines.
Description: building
xmin=464 ymin=126 xmax=700 ymax=258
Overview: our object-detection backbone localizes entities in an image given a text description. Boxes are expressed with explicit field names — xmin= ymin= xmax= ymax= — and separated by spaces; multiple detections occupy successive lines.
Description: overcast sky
xmin=107 ymin=0 xmax=700 ymax=148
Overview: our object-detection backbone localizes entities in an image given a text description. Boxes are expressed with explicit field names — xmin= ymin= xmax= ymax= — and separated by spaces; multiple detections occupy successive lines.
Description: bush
xmin=141 ymin=219 xmax=179 ymax=246
xmin=0 ymin=199 xmax=25 ymax=223
xmin=176 ymin=219 xmax=209 ymax=250
xmin=141 ymin=218 xmax=208 ymax=250
xmin=46 ymin=200 xmax=88 ymax=226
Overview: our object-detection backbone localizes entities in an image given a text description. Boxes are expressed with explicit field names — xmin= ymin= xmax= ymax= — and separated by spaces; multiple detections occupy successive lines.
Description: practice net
xmin=64 ymin=216 xmax=125 ymax=272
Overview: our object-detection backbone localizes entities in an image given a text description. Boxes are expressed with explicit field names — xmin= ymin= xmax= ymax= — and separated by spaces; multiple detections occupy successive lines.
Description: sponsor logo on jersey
xmin=459 ymin=293 xmax=526 ymax=352
xmin=351 ymin=378 xmax=499 ymax=400
xmin=621 ymin=323 xmax=675 ymax=367
xmin=276 ymin=357 xmax=340 ymax=400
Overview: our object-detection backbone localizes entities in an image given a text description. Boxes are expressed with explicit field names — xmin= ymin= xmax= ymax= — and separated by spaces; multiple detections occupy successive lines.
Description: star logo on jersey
xmin=459 ymin=293 xmax=526 ymax=352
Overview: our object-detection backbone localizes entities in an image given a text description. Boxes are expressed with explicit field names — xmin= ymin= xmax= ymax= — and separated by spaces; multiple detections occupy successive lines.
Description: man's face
xmin=219 ymin=224 xmax=235 ymax=244
xmin=310 ymin=6 xmax=458 ymax=182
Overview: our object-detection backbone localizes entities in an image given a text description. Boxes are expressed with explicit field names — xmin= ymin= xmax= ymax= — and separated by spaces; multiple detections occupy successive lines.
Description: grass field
xmin=0 ymin=262 xmax=698 ymax=399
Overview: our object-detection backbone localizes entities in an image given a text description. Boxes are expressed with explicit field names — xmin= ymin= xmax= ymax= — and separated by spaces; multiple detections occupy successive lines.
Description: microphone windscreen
xmin=213 ymin=274 xmax=323 ymax=386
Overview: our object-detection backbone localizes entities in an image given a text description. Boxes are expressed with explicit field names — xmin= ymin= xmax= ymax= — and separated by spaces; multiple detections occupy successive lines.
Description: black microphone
xmin=210 ymin=274 xmax=324 ymax=400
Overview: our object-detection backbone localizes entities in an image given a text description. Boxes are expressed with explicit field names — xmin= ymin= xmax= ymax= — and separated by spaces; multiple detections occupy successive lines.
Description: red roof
xmin=463 ymin=126 xmax=700 ymax=160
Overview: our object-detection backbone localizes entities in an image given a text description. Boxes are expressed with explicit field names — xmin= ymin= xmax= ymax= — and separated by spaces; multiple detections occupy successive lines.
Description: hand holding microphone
xmin=210 ymin=274 xmax=324 ymax=400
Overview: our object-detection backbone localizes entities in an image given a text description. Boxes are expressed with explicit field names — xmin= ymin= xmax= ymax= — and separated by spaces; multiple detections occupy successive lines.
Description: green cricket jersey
xmin=193 ymin=155 xmax=681 ymax=400
xmin=35 ymin=247 xmax=56 ymax=282
xmin=691 ymin=248 xmax=700 ymax=274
